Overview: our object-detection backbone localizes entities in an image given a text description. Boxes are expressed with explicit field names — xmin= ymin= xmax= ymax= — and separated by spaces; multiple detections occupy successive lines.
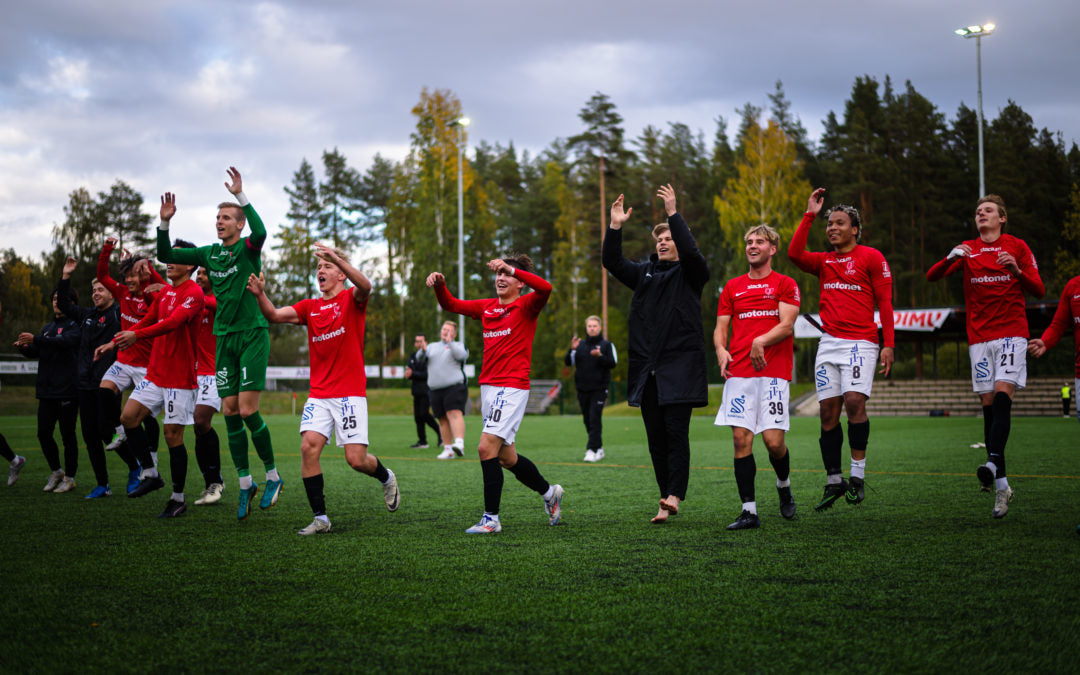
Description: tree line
xmin=4 ymin=77 xmax=1079 ymax=385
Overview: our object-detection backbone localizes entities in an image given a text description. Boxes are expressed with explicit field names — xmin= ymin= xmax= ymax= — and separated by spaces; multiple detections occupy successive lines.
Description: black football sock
xmin=988 ymin=392 xmax=1012 ymax=477
xmin=372 ymin=458 xmax=390 ymax=483
xmin=819 ymin=425 xmax=844 ymax=477
xmin=768 ymin=449 xmax=790 ymax=483
xmin=481 ymin=458 xmax=503 ymax=515
xmin=303 ymin=474 xmax=326 ymax=516
xmin=734 ymin=454 xmax=756 ymax=504
xmin=194 ymin=428 xmax=223 ymax=486
xmin=168 ymin=444 xmax=188 ymax=494
xmin=124 ymin=423 xmax=153 ymax=473
xmin=507 ymin=454 xmax=550 ymax=495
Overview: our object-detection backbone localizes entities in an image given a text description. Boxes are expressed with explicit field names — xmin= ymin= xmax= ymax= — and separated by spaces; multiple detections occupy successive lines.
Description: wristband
xmin=947 ymin=247 xmax=966 ymax=260
xmin=159 ymin=218 xmax=170 ymax=231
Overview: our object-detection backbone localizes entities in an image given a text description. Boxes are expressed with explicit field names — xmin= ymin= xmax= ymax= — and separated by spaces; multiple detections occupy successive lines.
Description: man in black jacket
xmin=405 ymin=333 xmax=440 ymax=449
xmin=15 ymin=290 xmax=81 ymax=493
xmin=56 ymin=256 xmax=135 ymax=498
xmin=603 ymin=184 xmax=710 ymax=524
xmin=564 ymin=315 xmax=616 ymax=462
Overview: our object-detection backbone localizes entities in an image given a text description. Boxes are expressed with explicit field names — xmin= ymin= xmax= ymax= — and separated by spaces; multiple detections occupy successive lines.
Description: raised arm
xmin=1007 ymin=241 xmax=1044 ymax=299
xmin=602 ymin=193 xmax=644 ymax=290
xmin=450 ymin=341 xmax=469 ymax=361
xmin=96 ymin=238 xmax=125 ymax=297
xmin=487 ymin=259 xmax=552 ymax=313
xmin=427 ymin=272 xmax=486 ymax=320
xmin=225 ymin=167 xmax=267 ymax=250
xmin=926 ymin=251 xmax=964 ymax=282
xmin=132 ymin=288 xmax=204 ymax=341
xmin=56 ymin=259 xmax=90 ymax=322
xmin=658 ymin=184 xmax=709 ymax=288
xmin=246 ymin=273 xmax=301 ymax=324
xmin=314 ymin=242 xmax=371 ymax=303
xmin=788 ymin=188 xmax=827 ymax=274
xmin=156 ymin=193 xmax=202 ymax=265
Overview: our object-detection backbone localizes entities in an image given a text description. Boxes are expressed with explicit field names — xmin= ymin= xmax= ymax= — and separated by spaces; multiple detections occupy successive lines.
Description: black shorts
xmin=430 ymin=382 xmax=468 ymax=417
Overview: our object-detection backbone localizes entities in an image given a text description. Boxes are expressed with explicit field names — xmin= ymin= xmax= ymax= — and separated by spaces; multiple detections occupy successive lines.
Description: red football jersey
xmin=434 ymin=268 xmax=552 ymax=390
xmin=292 ymin=288 xmax=368 ymax=398
xmin=1039 ymin=276 xmax=1080 ymax=377
xmin=789 ymin=212 xmax=895 ymax=347
xmin=926 ymin=234 xmax=1043 ymax=344
xmin=97 ymin=243 xmax=165 ymax=368
xmin=717 ymin=271 xmax=800 ymax=379
xmin=128 ymin=278 xmax=204 ymax=389
xmin=197 ymin=294 xmax=217 ymax=377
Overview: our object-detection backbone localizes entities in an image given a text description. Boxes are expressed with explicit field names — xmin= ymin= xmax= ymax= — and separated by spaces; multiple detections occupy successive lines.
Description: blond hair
xmin=744 ymin=224 xmax=780 ymax=248
xmin=217 ymin=202 xmax=246 ymax=225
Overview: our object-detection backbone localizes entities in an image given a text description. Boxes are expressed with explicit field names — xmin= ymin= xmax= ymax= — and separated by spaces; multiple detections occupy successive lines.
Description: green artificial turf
xmin=1 ymin=413 xmax=1077 ymax=672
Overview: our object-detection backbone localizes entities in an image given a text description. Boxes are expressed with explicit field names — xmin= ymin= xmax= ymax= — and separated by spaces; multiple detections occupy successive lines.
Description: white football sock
xmin=171 ymin=491 xmax=185 ymax=502
xmin=239 ymin=475 xmax=253 ymax=490
xmin=266 ymin=468 xmax=280 ymax=482
xmin=743 ymin=501 xmax=757 ymax=515
xmin=851 ymin=458 xmax=866 ymax=480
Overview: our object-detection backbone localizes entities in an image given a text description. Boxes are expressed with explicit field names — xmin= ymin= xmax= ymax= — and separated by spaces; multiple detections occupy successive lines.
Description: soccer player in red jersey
xmin=96 ymin=237 xmax=165 ymax=494
xmin=192 ymin=267 xmax=225 ymax=505
xmin=928 ymin=195 xmax=1045 ymax=518
xmin=246 ymin=244 xmax=399 ymax=535
xmin=1028 ymin=274 xmax=1080 ymax=423
xmin=788 ymin=188 xmax=895 ymax=510
xmin=714 ymin=224 xmax=800 ymax=530
xmin=95 ymin=198 xmax=205 ymax=519
xmin=426 ymin=254 xmax=563 ymax=534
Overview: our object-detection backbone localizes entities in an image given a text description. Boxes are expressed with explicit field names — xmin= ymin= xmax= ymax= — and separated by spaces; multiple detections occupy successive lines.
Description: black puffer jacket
xmin=18 ymin=317 xmax=80 ymax=399
xmin=564 ymin=334 xmax=616 ymax=391
xmin=56 ymin=277 xmax=120 ymax=391
xmin=407 ymin=349 xmax=429 ymax=396
xmin=602 ymin=212 xmax=710 ymax=408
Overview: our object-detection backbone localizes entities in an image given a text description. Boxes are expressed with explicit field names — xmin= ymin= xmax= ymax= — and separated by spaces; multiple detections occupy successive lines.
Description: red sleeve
xmin=203 ymin=294 xmax=217 ymax=311
xmin=1040 ymin=282 xmax=1076 ymax=349
xmin=291 ymin=299 xmax=311 ymax=326
xmin=96 ymin=244 xmax=125 ymax=297
xmin=1016 ymin=240 xmax=1045 ymax=298
xmin=787 ymin=212 xmax=824 ymax=274
xmin=145 ymin=264 xmax=166 ymax=288
xmin=780 ymin=275 xmax=801 ymax=307
xmin=717 ymin=284 xmax=734 ymax=317
xmin=513 ymin=268 xmax=552 ymax=315
xmin=125 ymin=295 xmax=160 ymax=335
xmin=134 ymin=287 xmax=204 ymax=340
xmin=434 ymin=283 xmax=487 ymax=320
xmin=870 ymin=252 xmax=895 ymax=348
xmin=926 ymin=256 xmax=962 ymax=281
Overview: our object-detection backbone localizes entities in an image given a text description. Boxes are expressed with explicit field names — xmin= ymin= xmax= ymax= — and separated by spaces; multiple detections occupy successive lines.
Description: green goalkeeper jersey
xmin=157 ymin=201 xmax=269 ymax=336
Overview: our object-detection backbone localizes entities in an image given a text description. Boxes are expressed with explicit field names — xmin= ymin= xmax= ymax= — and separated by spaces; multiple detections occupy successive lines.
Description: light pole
xmin=955 ymin=22 xmax=995 ymax=197
xmin=451 ymin=116 xmax=470 ymax=339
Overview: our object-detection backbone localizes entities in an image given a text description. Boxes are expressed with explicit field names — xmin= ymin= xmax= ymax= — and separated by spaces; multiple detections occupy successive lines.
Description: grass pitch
xmin=1 ymin=412 xmax=1078 ymax=672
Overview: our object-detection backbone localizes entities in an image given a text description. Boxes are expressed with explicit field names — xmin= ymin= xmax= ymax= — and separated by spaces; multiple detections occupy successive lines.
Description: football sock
xmin=985 ymin=461 xmax=998 ymax=476
xmin=995 ymin=477 xmax=1010 ymax=490
xmin=170 ymin=491 xmax=185 ymax=503
xmin=194 ymin=427 xmax=222 ymax=486
xmin=97 ymin=388 xmax=122 ymax=441
xmin=768 ymin=449 xmax=791 ymax=483
xmin=244 ymin=412 xmax=276 ymax=472
xmin=982 ymin=405 xmax=994 ymax=451
xmin=266 ymin=468 xmax=280 ymax=482
xmin=372 ymin=459 xmax=390 ymax=483
xmin=150 ymin=451 xmax=158 ymax=467
xmin=819 ymin=424 xmax=844 ymax=477
xmin=453 ymin=437 xmax=464 ymax=449
xmin=168 ymin=444 xmax=187 ymax=494
xmin=827 ymin=473 xmax=843 ymax=486
xmin=143 ymin=416 xmax=160 ymax=456
xmin=988 ymin=392 xmax=1011 ymax=476
xmin=742 ymin=501 xmax=757 ymax=515
xmin=224 ymin=414 xmax=250 ymax=477
xmin=507 ymin=454 xmax=549 ymax=494
xmin=480 ymin=457 xmax=503 ymax=515
xmin=114 ymin=441 xmax=140 ymax=471
xmin=124 ymin=423 xmax=154 ymax=475
xmin=0 ymin=434 xmax=13 ymax=462
xmin=850 ymin=458 xmax=866 ymax=480
xmin=303 ymin=474 xmax=326 ymax=516
xmin=542 ymin=485 xmax=555 ymax=501
xmin=734 ymin=454 xmax=756 ymax=504
xmin=847 ymin=420 xmax=870 ymax=452
xmin=239 ymin=475 xmax=253 ymax=490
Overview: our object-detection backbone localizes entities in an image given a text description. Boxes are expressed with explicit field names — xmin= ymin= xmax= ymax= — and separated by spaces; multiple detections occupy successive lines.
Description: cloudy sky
xmin=3 ymin=0 xmax=1078 ymax=264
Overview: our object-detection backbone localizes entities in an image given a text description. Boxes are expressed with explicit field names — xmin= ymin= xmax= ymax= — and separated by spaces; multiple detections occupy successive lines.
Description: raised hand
xmin=312 ymin=241 xmax=340 ymax=265
xmin=160 ymin=192 xmax=176 ymax=222
xmin=570 ymin=335 xmax=581 ymax=350
xmin=225 ymin=167 xmax=243 ymax=195
xmin=657 ymin=184 xmax=677 ymax=217
xmin=609 ymin=194 xmax=632 ymax=230
xmin=426 ymin=272 xmax=445 ymax=288
xmin=487 ymin=259 xmax=513 ymax=275
xmin=807 ymin=188 xmax=826 ymax=216
xmin=246 ymin=272 xmax=266 ymax=297
xmin=62 ymin=256 xmax=77 ymax=279
xmin=105 ymin=236 xmax=119 ymax=248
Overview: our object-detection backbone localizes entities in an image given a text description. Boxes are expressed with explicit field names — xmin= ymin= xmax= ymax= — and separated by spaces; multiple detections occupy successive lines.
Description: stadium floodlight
xmin=955 ymin=22 xmax=996 ymax=196
xmin=450 ymin=116 xmax=470 ymax=339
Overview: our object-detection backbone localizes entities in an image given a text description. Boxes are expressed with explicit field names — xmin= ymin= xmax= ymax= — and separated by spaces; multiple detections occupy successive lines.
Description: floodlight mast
xmin=955 ymin=23 xmax=996 ymax=197
xmin=451 ymin=117 xmax=470 ymax=340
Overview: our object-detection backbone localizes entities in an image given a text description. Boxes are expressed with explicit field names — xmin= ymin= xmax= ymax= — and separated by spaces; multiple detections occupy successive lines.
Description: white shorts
xmin=300 ymin=396 xmax=369 ymax=447
xmin=714 ymin=377 xmax=790 ymax=434
xmin=101 ymin=362 xmax=147 ymax=390
xmin=480 ymin=385 xmax=529 ymax=445
xmin=195 ymin=374 xmax=221 ymax=410
xmin=969 ymin=337 xmax=1028 ymax=394
xmin=814 ymin=334 xmax=879 ymax=401
xmin=130 ymin=379 xmax=196 ymax=425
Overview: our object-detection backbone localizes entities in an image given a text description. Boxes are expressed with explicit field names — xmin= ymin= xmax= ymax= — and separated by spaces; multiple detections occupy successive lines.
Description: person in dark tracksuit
xmin=603 ymin=185 xmax=710 ymax=524
xmin=564 ymin=315 xmax=616 ymax=463
xmin=406 ymin=333 xmax=441 ymax=448
xmin=15 ymin=290 xmax=81 ymax=492
xmin=56 ymin=256 xmax=131 ymax=498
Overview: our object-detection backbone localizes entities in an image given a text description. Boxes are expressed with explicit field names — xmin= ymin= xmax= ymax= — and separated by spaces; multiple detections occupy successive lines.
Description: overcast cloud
xmin=2 ymin=0 xmax=1078 ymax=262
